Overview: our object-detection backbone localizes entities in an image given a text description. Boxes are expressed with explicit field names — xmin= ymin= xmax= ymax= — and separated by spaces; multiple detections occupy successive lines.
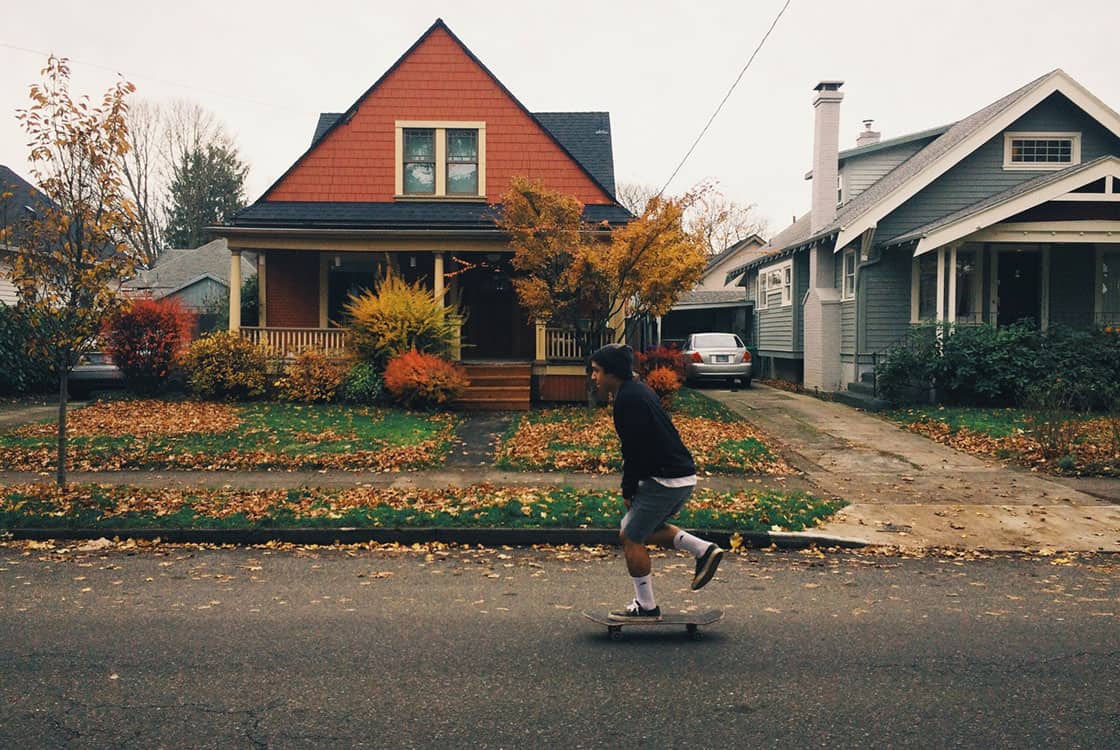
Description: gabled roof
xmin=124 ymin=239 xmax=254 ymax=295
xmin=672 ymin=289 xmax=748 ymax=309
xmin=0 ymin=165 xmax=52 ymax=232
xmin=825 ymin=69 xmax=1120 ymax=251
xmin=889 ymin=155 xmax=1120 ymax=253
xmin=805 ymin=124 xmax=952 ymax=179
xmin=260 ymin=18 xmax=619 ymax=205
xmin=705 ymin=233 xmax=767 ymax=273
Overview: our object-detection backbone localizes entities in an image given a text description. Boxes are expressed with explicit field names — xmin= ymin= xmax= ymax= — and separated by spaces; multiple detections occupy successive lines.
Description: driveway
xmin=705 ymin=385 xmax=1120 ymax=551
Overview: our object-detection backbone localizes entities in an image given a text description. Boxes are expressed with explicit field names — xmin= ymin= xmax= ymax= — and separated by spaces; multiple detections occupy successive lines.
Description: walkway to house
xmin=706 ymin=385 xmax=1120 ymax=551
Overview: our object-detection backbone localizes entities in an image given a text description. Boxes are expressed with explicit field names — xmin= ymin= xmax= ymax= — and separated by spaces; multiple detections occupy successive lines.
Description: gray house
xmin=726 ymin=71 xmax=1120 ymax=393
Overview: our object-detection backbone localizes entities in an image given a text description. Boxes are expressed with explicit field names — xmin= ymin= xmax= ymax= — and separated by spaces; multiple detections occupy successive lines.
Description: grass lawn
xmin=496 ymin=387 xmax=790 ymax=475
xmin=0 ymin=483 xmax=844 ymax=534
xmin=0 ymin=399 xmax=457 ymax=471
xmin=885 ymin=406 xmax=1120 ymax=476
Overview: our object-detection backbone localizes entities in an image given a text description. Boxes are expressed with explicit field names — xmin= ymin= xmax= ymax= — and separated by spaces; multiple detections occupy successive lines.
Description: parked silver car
xmin=682 ymin=332 xmax=752 ymax=387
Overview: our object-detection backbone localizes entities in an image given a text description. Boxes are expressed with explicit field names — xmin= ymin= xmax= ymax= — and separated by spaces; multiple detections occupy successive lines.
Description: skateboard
xmin=582 ymin=609 xmax=723 ymax=641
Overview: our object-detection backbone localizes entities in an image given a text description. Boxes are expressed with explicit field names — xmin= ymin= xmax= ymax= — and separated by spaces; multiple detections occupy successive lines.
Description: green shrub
xmin=0 ymin=305 xmax=53 ymax=395
xmin=275 ymin=350 xmax=348 ymax=403
xmin=183 ymin=331 xmax=268 ymax=400
xmin=344 ymin=273 xmax=459 ymax=367
xmin=340 ymin=360 xmax=384 ymax=404
xmin=874 ymin=323 xmax=940 ymax=405
xmin=383 ymin=349 xmax=468 ymax=409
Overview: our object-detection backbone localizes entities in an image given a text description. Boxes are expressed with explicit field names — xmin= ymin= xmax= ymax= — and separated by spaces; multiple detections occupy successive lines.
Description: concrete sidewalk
xmin=708 ymin=385 xmax=1120 ymax=552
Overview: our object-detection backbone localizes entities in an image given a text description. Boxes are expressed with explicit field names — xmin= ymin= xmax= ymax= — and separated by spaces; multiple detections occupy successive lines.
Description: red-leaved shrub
xmin=383 ymin=349 xmax=469 ymax=409
xmin=103 ymin=297 xmax=195 ymax=393
xmin=644 ymin=366 xmax=682 ymax=408
xmin=635 ymin=345 xmax=685 ymax=380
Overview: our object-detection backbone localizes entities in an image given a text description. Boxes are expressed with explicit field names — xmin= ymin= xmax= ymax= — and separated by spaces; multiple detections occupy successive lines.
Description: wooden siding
xmin=265 ymin=26 xmax=613 ymax=205
xmin=841 ymin=140 xmax=931 ymax=201
xmin=757 ymin=302 xmax=794 ymax=352
xmin=169 ymin=277 xmax=227 ymax=311
xmin=841 ymin=302 xmax=856 ymax=354
xmin=794 ymin=251 xmax=809 ymax=352
xmin=860 ymin=247 xmax=913 ymax=354
xmin=877 ymin=93 xmax=1120 ymax=241
xmin=537 ymin=374 xmax=586 ymax=402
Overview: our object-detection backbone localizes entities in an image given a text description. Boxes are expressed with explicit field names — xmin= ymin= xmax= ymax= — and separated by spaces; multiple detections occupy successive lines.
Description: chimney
xmin=811 ymin=80 xmax=844 ymax=235
xmin=856 ymin=119 xmax=881 ymax=148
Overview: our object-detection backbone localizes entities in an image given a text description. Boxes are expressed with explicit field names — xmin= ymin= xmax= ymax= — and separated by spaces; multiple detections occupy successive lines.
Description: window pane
xmin=694 ymin=333 xmax=740 ymax=348
xmin=955 ymin=249 xmax=977 ymax=321
xmin=403 ymin=163 xmax=435 ymax=194
xmin=447 ymin=129 xmax=477 ymax=160
xmin=918 ymin=254 xmax=938 ymax=320
xmin=404 ymin=129 xmax=434 ymax=159
xmin=1011 ymin=137 xmax=1072 ymax=164
xmin=447 ymin=163 xmax=478 ymax=194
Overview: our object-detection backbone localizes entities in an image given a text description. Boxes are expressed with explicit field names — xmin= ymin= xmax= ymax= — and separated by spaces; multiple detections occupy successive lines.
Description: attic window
xmin=396 ymin=121 xmax=486 ymax=198
xmin=1003 ymin=132 xmax=1080 ymax=171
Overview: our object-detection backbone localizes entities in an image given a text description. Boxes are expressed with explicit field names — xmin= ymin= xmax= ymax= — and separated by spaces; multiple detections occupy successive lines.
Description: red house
xmin=211 ymin=19 xmax=631 ymax=408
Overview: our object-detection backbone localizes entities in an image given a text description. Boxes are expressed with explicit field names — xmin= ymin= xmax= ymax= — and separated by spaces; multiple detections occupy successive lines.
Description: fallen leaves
xmin=15 ymin=400 xmax=241 ymax=438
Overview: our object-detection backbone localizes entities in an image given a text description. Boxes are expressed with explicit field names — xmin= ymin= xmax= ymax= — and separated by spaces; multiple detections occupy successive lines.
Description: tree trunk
xmin=57 ymin=368 xmax=68 ymax=490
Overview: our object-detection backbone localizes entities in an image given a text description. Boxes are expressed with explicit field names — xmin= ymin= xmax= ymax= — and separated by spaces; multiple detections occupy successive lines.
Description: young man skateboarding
xmin=590 ymin=343 xmax=724 ymax=621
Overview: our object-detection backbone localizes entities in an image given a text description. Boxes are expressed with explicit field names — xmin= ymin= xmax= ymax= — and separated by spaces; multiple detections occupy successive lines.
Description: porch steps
xmin=455 ymin=363 xmax=531 ymax=411
xmin=835 ymin=381 xmax=889 ymax=412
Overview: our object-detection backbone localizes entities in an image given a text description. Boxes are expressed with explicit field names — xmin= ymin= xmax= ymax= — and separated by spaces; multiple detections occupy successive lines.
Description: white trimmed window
xmin=842 ymin=248 xmax=856 ymax=300
xmin=758 ymin=260 xmax=792 ymax=309
xmin=1003 ymin=132 xmax=1080 ymax=171
xmin=396 ymin=121 xmax=486 ymax=198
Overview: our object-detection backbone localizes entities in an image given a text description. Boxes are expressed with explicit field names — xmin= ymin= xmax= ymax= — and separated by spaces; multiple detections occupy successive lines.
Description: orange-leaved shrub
xmin=275 ymin=350 xmax=348 ymax=403
xmin=644 ymin=366 xmax=682 ymax=408
xmin=103 ymin=297 xmax=195 ymax=393
xmin=635 ymin=345 xmax=685 ymax=380
xmin=383 ymin=349 xmax=469 ymax=409
xmin=183 ymin=331 xmax=268 ymax=400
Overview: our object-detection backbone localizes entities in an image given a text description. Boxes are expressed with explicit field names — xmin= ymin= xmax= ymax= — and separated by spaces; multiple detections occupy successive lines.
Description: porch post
xmin=318 ymin=254 xmax=329 ymax=328
xmin=935 ymin=247 xmax=946 ymax=323
xmin=534 ymin=319 xmax=547 ymax=363
xmin=449 ymin=314 xmax=463 ymax=361
xmin=947 ymin=243 xmax=958 ymax=325
xmin=433 ymin=251 xmax=445 ymax=303
xmin=229 ymin=249 xmax=242 ymax=332
xmin=1040 ymin=245 xmax=1051 ymax=331
xmin=257 ymin=252 xmax=267 ymax=327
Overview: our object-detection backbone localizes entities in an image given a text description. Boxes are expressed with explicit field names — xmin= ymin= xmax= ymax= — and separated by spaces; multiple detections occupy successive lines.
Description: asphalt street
xmin=1 ymin=541 xmax=1118 ymax=748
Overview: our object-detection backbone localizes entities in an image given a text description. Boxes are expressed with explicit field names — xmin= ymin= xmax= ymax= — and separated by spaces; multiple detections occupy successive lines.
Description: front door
xmin=458 ymin=260 xmax=534 ymax=360
xmin=997 ymin=250 xmax=1041 ymax=327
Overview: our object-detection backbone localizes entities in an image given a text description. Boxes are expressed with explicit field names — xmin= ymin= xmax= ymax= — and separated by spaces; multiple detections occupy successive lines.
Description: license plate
xmin=714 ymin=355 xmax=729 ymax=363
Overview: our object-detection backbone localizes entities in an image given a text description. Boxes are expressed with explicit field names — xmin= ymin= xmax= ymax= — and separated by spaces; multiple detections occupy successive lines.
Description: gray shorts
xmin=620 ymin=479 xmax=694 ymax=543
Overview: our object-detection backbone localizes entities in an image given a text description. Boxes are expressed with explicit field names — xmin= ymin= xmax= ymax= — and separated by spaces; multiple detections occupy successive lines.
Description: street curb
xmin=1 ymin=526 xmax=871 ymax=550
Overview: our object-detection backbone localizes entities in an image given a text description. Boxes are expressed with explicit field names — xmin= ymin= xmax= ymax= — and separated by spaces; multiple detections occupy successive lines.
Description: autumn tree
xmin=497 ymin=177 xmax=707 ymax=405
xmin=616 ymin=180 xmax=767 ymax=256
xmin=3 ymin=56 xmax=140 ymax=488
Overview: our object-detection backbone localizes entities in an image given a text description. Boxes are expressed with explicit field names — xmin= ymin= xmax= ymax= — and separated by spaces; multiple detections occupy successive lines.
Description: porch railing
xmin=238 ymin=327 xmax=348 ymax=357
xmin=545 ymin=328 xmax=612 ymax=361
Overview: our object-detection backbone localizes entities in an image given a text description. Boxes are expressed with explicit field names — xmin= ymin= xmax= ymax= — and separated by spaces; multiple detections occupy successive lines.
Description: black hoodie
xmin=612 ymin=379 xmax=696 ymax=499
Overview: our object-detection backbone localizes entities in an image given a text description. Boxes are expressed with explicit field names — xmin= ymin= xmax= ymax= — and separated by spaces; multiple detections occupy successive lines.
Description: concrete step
xmin=835 ymin=386 xmax=889 ymax=412
xmin=458 ymin=386 xmax=531 ymax=400
xmin=846 ymin=380 xmax=877 ymax=397
xmin=454 ymin=398 xmax=530 ymax=411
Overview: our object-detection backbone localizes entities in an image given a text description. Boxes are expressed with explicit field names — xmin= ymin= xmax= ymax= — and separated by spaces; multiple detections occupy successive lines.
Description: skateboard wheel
xmin=687 ymin=625 xmax=702 ymax=641
xmin=609 ymin=627 xmax=623 ymax=641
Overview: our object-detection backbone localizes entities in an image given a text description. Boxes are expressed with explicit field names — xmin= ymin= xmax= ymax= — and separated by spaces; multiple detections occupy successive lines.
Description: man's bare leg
xmin=620 ymin=524 xmax=683 ymax=577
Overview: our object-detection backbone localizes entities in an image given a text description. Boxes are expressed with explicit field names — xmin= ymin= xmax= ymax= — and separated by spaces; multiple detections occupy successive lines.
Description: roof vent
xmin=856 ymin=119 xmax=881 ymax=147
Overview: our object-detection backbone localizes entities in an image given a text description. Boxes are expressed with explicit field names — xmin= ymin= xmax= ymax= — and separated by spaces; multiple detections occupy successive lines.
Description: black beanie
xmin=591 ymin=344 xmax=634 ymax=380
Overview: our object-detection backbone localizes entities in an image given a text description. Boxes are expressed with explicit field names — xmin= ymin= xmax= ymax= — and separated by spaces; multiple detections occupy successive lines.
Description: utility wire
xmin=658 ymin=0 xmax=792 ymax=196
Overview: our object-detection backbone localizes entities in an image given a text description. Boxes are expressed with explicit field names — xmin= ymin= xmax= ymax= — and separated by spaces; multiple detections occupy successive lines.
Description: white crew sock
xmin=632 ymin=574 xmax=656 ymax=609
xmin=673 ymin=530 xmax=711 ymax=558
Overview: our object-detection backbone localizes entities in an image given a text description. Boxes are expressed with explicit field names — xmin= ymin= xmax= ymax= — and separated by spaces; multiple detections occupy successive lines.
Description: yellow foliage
xmin=344 ymin=272 xmax=459 ymax=366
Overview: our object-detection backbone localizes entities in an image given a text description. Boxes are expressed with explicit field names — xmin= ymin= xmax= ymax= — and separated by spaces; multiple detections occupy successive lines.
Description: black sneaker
xmin=608 ymin=600 xmax=662 ymax=621
xmin=691 ymin=544 xmax=724 ymax=590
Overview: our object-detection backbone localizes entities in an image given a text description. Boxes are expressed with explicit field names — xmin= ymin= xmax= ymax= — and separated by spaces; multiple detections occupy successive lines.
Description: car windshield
xmin=692 ymin=334 xmax=742 ymax=349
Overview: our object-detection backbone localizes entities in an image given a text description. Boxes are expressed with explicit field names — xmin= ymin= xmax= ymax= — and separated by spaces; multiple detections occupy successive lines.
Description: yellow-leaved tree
xmin=497 ymin=177 xmax=707 ymax=406
xmin=1 ymin=56 xmax=140 ymax=488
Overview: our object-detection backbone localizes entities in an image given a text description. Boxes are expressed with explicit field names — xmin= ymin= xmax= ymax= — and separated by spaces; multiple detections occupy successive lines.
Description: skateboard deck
xmin=582 ymin=609 xmax=723 ymax=641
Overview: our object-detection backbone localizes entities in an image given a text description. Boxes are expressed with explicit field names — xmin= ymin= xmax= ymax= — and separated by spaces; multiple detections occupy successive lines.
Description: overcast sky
xmin=1 ymin=0 xmax=1117 ymax=235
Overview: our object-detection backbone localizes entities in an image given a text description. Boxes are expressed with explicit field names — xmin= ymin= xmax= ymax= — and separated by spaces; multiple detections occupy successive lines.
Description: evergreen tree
xmin=165 ymin=142 xmax=247 ymax=248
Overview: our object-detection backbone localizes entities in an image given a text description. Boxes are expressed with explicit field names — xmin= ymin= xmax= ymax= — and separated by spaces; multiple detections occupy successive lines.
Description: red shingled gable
xmin=265 ymin=22 xmax=614 ymax=205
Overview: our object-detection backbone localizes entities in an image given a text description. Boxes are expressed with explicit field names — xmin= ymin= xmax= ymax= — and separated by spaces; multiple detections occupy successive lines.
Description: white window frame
xmin=395 ymin=120 xmax=487 ymax=198
xmin=756 ymin=272 xmax=768 ymax=311
xmin=756 ymin=259 xmax=793 ymax=310
xmin=1003 ymin=131 xmax=1081 ymax=171
xmin=842 ymin=248 xmax=856 ymax=301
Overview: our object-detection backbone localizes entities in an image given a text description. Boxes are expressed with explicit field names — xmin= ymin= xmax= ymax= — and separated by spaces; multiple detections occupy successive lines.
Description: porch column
xmin=257 ymin=253 xmax=267 ymax=327
xmin=229 ymin=249 xmax=242 ymax=332
xmin=448 ymin=314 xmax=463 ymax=361
xmin=433 ymin=251 xmax=445 ymax=303
xmin=935 ymin=247 xmax=946 ymax=323
xmin=947 ymin=243 xmax=958 ymax=325
xmin=534 ymin=319 xmax=547 ymax=363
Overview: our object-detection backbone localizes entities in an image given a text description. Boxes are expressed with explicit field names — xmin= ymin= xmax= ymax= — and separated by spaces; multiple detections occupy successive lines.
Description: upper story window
xmin=396 ymin=121 xmax=486 ymax=198
xmin=1003 ymin=132 xmax=1081 ymax=171
xmin=757 ymin=259 xmax=793 ymax=310
xmin=842 ymin=248 xmax=856 ymax=300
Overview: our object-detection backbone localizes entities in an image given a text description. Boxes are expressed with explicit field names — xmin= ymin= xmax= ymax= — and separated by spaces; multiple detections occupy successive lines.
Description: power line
xmin=658 ymin=0 xmax=792 ymax=196
xmin=0 ymin=41 xmax=314 ymax=117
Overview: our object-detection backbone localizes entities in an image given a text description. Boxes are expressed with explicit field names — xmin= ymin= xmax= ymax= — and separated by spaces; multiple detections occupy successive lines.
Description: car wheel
xmin=745 ymin=377 xmax=752 ymax=388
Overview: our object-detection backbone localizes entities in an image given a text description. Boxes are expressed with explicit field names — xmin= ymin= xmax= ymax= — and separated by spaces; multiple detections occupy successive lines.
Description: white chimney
xmin=856 ymin=119 xmax=881 ymax=148
xmin=811 ymin=81 xmax=844 ymax=235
